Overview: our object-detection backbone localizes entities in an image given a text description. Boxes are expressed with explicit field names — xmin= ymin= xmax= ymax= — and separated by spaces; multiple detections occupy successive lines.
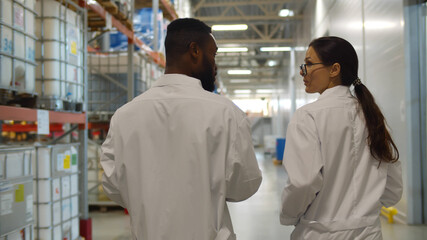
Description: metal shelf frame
xmin=0 ymin=0 xmax=91 ymax=238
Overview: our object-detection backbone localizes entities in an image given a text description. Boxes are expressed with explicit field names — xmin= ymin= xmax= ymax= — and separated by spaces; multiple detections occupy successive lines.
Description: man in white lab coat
xmin=100 ymin=18 xmax=262 ymax=240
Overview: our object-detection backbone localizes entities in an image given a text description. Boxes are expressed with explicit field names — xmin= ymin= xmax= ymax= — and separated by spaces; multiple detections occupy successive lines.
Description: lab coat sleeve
xmin=280 ymin=110 xmax=323 ymax=225
xmin=380 ymin=161 xmax=403 ymax=207
xmin=100 ymin=116 xmax=125 ymax=207
xmin=225 ymin=117 xmax=262 ymax=202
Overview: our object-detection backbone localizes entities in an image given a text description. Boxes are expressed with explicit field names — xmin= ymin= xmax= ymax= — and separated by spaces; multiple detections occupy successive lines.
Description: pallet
xmin=89 ymin=201 xmax=122 ymax=213
xmin=0 ymin=89 xmax=37 ymax=108
xmin=94 ymin=0 xmax=133 ymax=30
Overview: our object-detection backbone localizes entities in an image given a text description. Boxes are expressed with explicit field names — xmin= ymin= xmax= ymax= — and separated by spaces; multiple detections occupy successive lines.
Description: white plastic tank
xmin=33 ymin=144 xmax=80 ymax=240
xmin=0 ymin=146 xmax=34 ymax=240
xmin=35 ymin=0 xmax=84 ymax=110
xmin=0 ymin=0 xmax=37 ymax=94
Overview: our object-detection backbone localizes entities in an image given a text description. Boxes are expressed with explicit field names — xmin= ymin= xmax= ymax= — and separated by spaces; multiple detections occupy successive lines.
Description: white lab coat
xmin=101 ymin=74 xmax=262 ymax=240
xmin=280 ymin=86 xmax=403 ymax=240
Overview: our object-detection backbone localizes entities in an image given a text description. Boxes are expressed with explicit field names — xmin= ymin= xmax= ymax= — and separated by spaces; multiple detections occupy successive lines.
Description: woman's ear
xmin=329 ymin=63 xmax=341 ymax=78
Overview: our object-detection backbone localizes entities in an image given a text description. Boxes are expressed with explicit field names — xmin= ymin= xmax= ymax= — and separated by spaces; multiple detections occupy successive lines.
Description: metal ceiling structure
xmin=191 ymin=0 xmax=309 ymax=97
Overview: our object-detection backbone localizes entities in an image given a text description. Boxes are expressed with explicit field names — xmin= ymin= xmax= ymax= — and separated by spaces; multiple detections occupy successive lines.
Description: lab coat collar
xmin=318 ymin=85 xmax=351 ymax=100
xmin=151 ymin=74 xmax=203 ymax=89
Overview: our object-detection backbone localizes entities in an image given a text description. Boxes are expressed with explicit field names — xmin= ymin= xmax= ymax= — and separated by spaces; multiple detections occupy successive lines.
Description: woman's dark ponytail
xmin=310 ymin=36 xmax=399 ymax=164
xmin=353 ymin=83 xmax=399 ymax=164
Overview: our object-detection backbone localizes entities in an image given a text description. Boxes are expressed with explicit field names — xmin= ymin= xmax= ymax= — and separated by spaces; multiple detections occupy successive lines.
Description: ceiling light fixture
xmin=234 ymin=89 xmax=252 ymax=94
xmin=212 ymin=24 xmax=248 ymax=31
xmin=267 ymin=60 xmax=278 ymax=67
xmin=279 ymin=9 xmax=294 ymax=17
xmin=227 ymin=70 xmax=252 ymax=75
xmin=230 ymin=79 xmax=251 ymax=83
xmin=256 ymin=89 xmax=275 ymax=94
xmin=260 ymin=47 xmax=292 ymax=52
xmin=217 ymin=47 xmax=249 ymax=53
xmin=294 ymin=46 xmax=306 ymax=51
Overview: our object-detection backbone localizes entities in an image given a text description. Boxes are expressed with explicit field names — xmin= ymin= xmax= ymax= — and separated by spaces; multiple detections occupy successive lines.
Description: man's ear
xmin=330 ymin=63 xmax=341 ymax=78
xmin=189 ymin=42 xmax=200 ymax=60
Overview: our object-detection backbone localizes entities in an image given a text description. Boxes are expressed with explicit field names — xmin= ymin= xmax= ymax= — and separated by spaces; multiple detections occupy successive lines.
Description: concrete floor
xmin=90 ymin=150 xmax=427 ymax=240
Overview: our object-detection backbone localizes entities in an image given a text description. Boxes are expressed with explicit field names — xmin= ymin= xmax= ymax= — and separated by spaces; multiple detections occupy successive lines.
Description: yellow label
xmin=71 ymin=41 xmax=77 ymax=55
xmin=15 ymin=184 xmax=24 ymax=202
xmin=64 ymin=155 xmax=71 ymax=169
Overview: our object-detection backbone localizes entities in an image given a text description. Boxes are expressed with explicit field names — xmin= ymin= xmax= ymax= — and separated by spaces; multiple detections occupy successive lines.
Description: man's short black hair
xmin=165 ymin=18 xmax=212 ymax=62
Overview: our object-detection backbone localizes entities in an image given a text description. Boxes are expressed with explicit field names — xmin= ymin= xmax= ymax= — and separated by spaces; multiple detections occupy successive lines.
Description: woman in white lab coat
xmin=280 ymin=36 xmax=402 ymax=240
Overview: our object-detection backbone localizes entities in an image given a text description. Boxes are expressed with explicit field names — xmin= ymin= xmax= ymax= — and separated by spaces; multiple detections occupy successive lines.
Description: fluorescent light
xmin=217 ymin=47 xmax=248 ymax=53
xmin=260 ymin=47 xmax=292 ymax=52
xmin=279 ymin=9 xmax=294 ymax=17
xmin=348 ymin=21 xmax=396 ymax=30
xmin=364 ymin=21 xmax=396 ymax=30
xmin=228 ymin=70 xmax=252 ymax=75
xmin=294 ymin=46 xmax=306 ymax=51
xmin=212 ymin=24 xmax=248 ymax=31
xmin=256 ymin=89 xmax=275 ymax=94
xmin=87 ymin=0 xmax=97 ymax=4
xmin=230 ymin=79 xmax=250 ymax=83
xmin=234 ymin=89 xmax=252 ymax=94
xmin=267 ymin=60 xmax=278 ymax=67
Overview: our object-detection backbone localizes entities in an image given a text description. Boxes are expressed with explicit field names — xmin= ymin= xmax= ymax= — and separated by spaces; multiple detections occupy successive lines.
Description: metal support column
xmin=153 ymin=0 xmax=159 ymax=52
xmin=79 ymin=1 xmax=92 ymax=239
xmin=127 ymin=0 xmax=135 ymax=102
xmin=289 ymin=48 xmax=296 ymax=119
xmin=403 ymin=0 xmax=425 ymax=224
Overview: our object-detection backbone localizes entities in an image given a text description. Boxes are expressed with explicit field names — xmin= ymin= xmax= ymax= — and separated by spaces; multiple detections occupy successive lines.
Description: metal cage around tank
xmin=35 ymin=0 xmax=87 ymax=111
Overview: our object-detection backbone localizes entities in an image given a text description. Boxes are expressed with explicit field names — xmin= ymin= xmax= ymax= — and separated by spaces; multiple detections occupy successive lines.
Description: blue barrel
xmin=276 ymin=138 xmax=286 ymax=161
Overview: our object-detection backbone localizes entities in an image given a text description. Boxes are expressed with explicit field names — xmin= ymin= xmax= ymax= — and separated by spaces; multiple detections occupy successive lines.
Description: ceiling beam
xmin=194 ymin=0 xmax=292 ymax=9
xmin=197 ymin=15 xmax=302 ymax=22
xmin=216 ymin=38 xmax=294 ymax=44
xmin=216 ymin=55 xmax=290 ymax=60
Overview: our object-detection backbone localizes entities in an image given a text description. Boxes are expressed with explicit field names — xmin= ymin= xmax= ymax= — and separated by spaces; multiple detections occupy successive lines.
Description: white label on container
xmin=0 ymin=193 xmax=13 ymax=215
xmin=37 ymin=110 xmax=50 ymax=135
xmin=26 ymin=194 xmax=33 ymax=221
xmin=57 ymin=153 xmax=64 ymax=171
xmin=13 ymin=4 xmax=24 ymax=28
xmin=68 ymin=27 xmax=78 ymax=56
xmin=6 ymin=153 xmax=23 ymax=178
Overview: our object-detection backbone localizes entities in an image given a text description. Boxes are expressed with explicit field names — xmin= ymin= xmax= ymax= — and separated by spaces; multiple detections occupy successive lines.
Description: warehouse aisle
xmin=90 ymin=149 xmax=427 ymax=240
xmin=227 ymin=151 xmax=294 ymax=239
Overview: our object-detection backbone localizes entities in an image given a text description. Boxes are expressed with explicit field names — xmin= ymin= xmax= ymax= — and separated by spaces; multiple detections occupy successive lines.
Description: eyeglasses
xmin=300 ymin=63 xmax=324 ymax=76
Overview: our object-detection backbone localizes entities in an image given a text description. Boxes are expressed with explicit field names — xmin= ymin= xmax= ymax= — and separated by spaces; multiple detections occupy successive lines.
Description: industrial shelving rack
xmin=84 ymin=0 xmax=177 ymax=208
xmin=0 ymin=104 xmax=89 ymax=239
xmin=1 ymin=0 xmax=178 ymax=239
xmin=0 ymin=0 xmax=90 ymax=238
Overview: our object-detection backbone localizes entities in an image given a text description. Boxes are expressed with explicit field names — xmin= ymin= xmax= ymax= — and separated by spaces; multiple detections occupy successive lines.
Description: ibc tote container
xmin=88 ymin=52 xmax=148 ymax=112
xmin=0 ymin=0 xmax=37 ymax=96
xmin=35 ymin=0 xmax=85 ymax=111
xmin=0 ymin=146 xmax=35 ymax=240
xmin=33 ymin=143 xmax=80 ymax=240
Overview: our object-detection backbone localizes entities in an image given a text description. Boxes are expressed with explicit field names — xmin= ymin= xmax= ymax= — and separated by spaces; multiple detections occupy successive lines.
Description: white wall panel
xmin=363 ymin=0 xmax=407 ymax=219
